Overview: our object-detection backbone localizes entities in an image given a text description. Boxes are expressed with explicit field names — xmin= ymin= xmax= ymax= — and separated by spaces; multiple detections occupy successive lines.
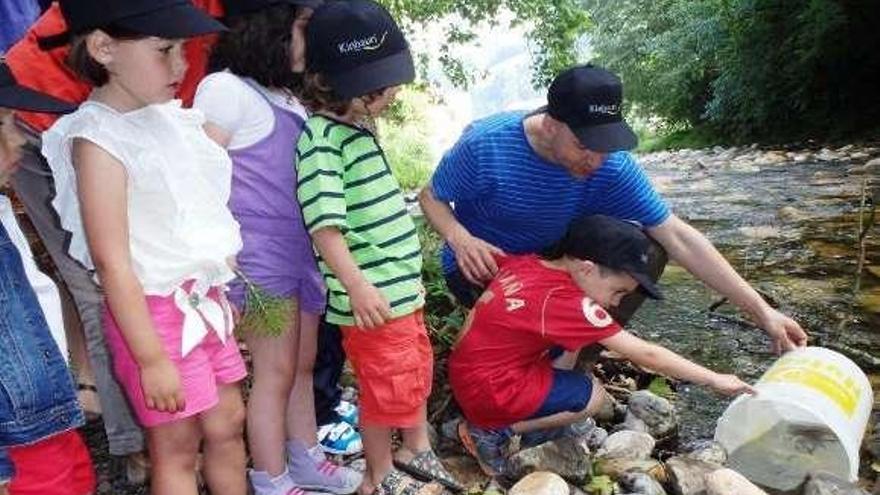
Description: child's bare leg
xmin=286 ymin=311 xmax=321 ymax=445
xmin=394 ymin=404 xmax=431 ymax=461
xmin=359 ymin=425 xmax=393 ymax=495
xmin=147 ymin=418 xmax=202 ymax=495
xmin=200 ymin=384 xmax=247 ymax=495
xmin=287 ymin=310 xmax=362 ymax=493
xmin=510 ymin=378 xmax=606 ymax=435
xmin=245 ymin=320 xmax=299 ymax=476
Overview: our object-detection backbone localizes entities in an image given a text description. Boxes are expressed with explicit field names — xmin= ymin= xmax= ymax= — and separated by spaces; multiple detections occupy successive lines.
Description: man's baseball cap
xmin=0 ymin=63 xmax=76 ymax=113
xmin=554 ymin=214 xmax=663 ymax=299
xmin=39 ymin=0 xmax=226 ymax=50
xmin=547 ymin=64 xmax=638 ymax=152
xmin=223 ymin=0 xmax=323 ymax=18
xmin=306 ymin=0 xmax=414 ymax=100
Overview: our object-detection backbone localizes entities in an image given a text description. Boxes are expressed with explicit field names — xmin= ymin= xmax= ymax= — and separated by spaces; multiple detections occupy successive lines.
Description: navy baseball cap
xmin=40 ymin=0 xmax=226 ymax=50
xmin=547 ymin=64 xmax=638 ymax=152
xmin=223 ymin=0 xmax=323 ymax=18
xmin=0 ymin=63 xmax=76 ymax=113
xmin=554 ymin=215 xmax=663 ymax=299
xmin=306 ymin=0 xmax=414 ymax=100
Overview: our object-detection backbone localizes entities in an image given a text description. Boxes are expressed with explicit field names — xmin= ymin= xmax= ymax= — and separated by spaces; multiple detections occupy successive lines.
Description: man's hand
xmin=349 ymin=280 xmax=392 ymax=329
xmin=140 ymin=357 xmax=185 ymax=413
xmin=758 ymin=308 xmax=808 ymax=354
xmin=449 ymin=230 xmax=505 ymax=285
xmin=709 ymin=373 xmax=757 ymax=397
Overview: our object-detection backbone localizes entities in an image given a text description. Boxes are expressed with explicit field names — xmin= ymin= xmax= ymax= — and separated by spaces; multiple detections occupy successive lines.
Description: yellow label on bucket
xmin=762 ymin=357 xmax=862 ymax=418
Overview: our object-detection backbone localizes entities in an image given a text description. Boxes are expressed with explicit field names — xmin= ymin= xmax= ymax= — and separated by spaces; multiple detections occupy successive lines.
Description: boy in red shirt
xmin=448 ymin=214 xmax=756 ymax=477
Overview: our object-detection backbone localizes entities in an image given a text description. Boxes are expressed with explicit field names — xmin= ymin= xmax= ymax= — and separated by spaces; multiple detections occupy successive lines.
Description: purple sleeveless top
xmin=226 ymin=83 xmax=325 ymax=314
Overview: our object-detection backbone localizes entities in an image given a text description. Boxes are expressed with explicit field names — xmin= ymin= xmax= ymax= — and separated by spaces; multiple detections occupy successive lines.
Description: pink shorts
xmin=103 ymin=285 xmax=247 ymax=427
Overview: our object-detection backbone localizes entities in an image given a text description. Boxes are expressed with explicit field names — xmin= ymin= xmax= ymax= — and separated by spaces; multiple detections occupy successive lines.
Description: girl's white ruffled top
xmin=43 ymin=99 xmax=243 ymax=355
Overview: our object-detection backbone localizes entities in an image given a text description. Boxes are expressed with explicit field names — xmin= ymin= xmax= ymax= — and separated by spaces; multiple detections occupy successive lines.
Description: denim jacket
xmin=0 ymin=220 xmax=83 ymax=455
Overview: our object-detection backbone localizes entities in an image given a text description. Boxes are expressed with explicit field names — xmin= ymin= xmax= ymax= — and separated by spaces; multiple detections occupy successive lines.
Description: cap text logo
xmin=588 ymin=104 xmax=619 ymax=116
xmin=338 ymin=31 xmax=389 ymax=54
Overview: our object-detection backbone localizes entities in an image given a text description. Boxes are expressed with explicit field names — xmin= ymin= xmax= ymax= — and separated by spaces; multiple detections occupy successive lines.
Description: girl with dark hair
xmin=195 ymin=1 xmax=361 ymax=494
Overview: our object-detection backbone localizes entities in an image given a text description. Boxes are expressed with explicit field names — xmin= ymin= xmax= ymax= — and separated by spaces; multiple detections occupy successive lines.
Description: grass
xmin=636 ymin=126 xmax=723 ymax=153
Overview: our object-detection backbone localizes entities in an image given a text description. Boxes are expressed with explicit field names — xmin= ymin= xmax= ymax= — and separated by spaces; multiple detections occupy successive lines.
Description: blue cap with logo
xmin=305 ymin=0 xmax=414 ymax=100
xmin=551 ymin=214 xmax=663 ymax=300
xmin=547 ymin=64 xmax=638 ymax=152
xmin=39 ymin=0 xmax=226 ymax=50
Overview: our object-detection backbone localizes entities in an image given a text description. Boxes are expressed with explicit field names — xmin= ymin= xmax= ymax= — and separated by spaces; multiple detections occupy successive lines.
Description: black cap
xmin=553 ymin=214 xmax=663 ymax=299
xmin=547 ymin=64 xmax=638 ymax=152
xmin=306 ymin=0 xmax=414 ymax=100
xmin=223 ymin=0 xmax=323 ymax=17
xmin=0 ymin=64 xmax=76 ymax=113
xmin=40 ymin=0 xmax=226 ymax=50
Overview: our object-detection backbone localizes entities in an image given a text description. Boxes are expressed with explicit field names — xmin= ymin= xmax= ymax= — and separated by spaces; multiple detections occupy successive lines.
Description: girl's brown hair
xmin=208 ymin=5 xmax=304 ymax=93
xmin=67 ymin=26 xmax=147 ymax=86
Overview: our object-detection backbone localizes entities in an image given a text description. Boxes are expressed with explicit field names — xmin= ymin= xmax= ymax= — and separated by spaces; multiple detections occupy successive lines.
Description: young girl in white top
xmin=194 ymin=1 xmax=360 ymax=494
xmin=42 ymin=1 xmax=247 ymax=494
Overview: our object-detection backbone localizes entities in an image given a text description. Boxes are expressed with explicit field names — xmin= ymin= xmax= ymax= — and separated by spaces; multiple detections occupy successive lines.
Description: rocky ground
xmin=432 ymin=351 xmax=880 ymax=495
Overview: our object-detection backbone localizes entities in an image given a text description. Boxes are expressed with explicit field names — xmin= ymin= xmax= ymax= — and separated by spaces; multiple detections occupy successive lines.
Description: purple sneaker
xmin=287 ymin=440 xmax=362 ymax=494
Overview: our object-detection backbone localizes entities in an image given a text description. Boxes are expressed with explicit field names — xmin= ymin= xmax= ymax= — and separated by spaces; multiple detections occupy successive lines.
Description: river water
xmin=628 ymin=150 xmax=880 ymax=443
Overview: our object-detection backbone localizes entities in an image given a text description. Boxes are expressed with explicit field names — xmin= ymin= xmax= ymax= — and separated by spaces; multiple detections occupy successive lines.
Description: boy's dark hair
xmin=209 ymin=5 xmax=304 ymax=93
xmin=299 ymin=71 xmax=390 ymax=119
xmin=67 ymin=26 xmax=147 ymax=86
xmin=299 ymin=71 xmax=351 ymax=115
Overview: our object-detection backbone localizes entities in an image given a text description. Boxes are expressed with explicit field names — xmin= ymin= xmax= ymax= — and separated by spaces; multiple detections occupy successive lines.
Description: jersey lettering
xmin=499 ymin=272 xmax=526 ymax=312
xmin=505 ymin=298 xmax=525 ymax=312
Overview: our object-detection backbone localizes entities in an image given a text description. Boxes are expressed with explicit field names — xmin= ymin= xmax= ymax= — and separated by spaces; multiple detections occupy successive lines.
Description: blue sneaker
xmin=334 ymin=400 xmax=359 ymax=426
xmin=317 ymin=421 xmax=363 ymax=456
xmin=457 ymin=421 xmax=513 ymax=477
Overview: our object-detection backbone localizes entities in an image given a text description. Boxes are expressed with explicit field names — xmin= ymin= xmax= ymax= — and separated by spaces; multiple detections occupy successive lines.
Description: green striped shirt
xmin=296 ymin=115 xmax=424 ymax=325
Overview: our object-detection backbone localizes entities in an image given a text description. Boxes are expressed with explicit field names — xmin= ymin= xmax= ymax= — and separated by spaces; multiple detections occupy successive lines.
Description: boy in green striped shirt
xmin=296 ymin=2 xmax=461 ymax=494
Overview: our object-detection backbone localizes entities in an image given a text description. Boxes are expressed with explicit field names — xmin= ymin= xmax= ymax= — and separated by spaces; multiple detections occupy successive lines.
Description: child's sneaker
xmin=316 ymin=421 xmax=362 ymax=455
xmin=287 ymin=440 xmax=362 ymax=494
xmin=334 ymin=400 xmax=359 ymax=426
xmin=456 ymin=421 xmax=513 ymax=477
xmin=249 ymin=468 xmax=320 ymax=495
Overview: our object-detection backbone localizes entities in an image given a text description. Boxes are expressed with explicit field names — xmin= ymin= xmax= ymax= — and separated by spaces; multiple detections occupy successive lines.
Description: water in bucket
xmin=715 ymin=347 xmax=872 ymax=491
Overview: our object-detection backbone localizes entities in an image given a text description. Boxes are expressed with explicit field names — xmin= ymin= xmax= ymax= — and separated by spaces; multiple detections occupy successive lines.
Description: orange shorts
xmin=341 ymin=310 xmax=433 ymax=428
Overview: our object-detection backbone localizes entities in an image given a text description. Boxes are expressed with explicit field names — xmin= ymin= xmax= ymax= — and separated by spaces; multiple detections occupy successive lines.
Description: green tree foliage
xmin=380 ymin=0 xmax=590 ymax=87
xmin=587 ymin=0 xmax=880 ymax=141
xmin=377 ymin=88 xmax=435 ymax=190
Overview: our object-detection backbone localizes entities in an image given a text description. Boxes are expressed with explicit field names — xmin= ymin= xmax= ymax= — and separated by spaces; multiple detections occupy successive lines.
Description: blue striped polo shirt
xmin=431 ymin=111 xmax=670 ymax=275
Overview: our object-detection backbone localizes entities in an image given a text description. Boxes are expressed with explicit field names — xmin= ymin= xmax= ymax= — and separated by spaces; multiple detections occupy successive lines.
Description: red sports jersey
xmin=448 ymin=255 xmax=621 ymax=428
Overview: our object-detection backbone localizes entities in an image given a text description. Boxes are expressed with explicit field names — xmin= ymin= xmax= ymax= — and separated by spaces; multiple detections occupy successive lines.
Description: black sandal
xmin=372 ymin=468 xmax=444 ymax=495
xmin=393 ymin=450 xmax=463 ymax=493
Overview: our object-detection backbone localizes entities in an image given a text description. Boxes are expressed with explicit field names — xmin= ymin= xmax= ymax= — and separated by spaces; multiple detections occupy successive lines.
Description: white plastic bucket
xmin=714 ymin=347 xmax=872 ymax=491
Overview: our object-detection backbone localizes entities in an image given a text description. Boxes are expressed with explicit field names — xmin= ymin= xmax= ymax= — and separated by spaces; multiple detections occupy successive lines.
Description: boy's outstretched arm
xmin=311 ymin=227 xmax=391 ymax=329
xmin=599 ymin=331 xmax=757 ymax=397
